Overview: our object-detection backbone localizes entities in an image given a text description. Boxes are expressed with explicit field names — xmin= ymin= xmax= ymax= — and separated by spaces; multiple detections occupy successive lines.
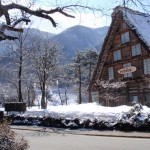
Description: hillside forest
xmin=0 ymin=27 xmax=100 ymax=109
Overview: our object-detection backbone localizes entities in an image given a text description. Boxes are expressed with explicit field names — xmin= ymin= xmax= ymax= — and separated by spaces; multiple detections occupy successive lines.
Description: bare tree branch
xmin=12 ymin=18 xmax=30 ymax=27
xmin=0 ymin=0 xmax=149 ymax=41
xmin=3 ymin=3 xmax=56 ymax=27
xmin=1 ymin=2 xmax=105 ymax=28
xmin=123 ymin=0 xmax=150 ymax=13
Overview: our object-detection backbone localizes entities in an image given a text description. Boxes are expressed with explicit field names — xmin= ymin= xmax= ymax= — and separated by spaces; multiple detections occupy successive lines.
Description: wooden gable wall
xmin=89 ymin=7 xmax=150 ymax=106
xmin=99 ymin=18 xmax=150 ymax=81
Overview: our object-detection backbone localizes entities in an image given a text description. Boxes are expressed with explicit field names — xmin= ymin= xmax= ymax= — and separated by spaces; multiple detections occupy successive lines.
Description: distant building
xmin=89 ymin=6 xmax=150 ymax=107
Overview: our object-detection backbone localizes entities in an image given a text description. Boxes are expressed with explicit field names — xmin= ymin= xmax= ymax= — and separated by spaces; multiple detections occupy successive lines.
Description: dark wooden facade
xmin=89 ymin=6 xmax=150 ymax=106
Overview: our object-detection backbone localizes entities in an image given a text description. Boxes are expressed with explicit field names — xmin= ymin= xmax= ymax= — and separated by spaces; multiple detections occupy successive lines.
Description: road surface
xmin=14 ymin=129 xmax=150 ymax=150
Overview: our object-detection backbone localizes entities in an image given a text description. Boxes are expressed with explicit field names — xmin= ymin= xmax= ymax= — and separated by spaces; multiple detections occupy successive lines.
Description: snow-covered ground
xmin=4 ymin=102 xmax=149 ymax=131
xmin=28 ymin=88 xmax=150 ymax=123
xmin=19 ymin=103 xmax=149 ymax=124
xmin=1 ymin=90 xmax=150 ymax=131
xmin=26 ymin=103 xmax=130 ymax=119
xmin=1 ymin=99 xmax=150 ymax=123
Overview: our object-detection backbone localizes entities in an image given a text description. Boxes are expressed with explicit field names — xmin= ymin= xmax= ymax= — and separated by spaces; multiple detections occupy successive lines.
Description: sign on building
xmin=118 ymin=66 xmax=136 ymax=74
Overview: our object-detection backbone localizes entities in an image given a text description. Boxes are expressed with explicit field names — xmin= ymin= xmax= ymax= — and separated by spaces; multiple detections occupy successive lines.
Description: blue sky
xmin=31 ymin=0 xmax=116 ymax=34
xmin=30 ymin=0 xmax=150 ymax=34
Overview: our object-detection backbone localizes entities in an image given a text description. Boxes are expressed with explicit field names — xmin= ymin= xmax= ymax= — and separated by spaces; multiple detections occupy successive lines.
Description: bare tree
xmin=3 ymin=29 xmax=32 ymax=102
xmin=0 ymin=27 xmax=35 ymax=104
xmin=23 ymin=73 xmax=36 ymax=107
xmin=56 ymin=68 xmax=69 ymax=106
xmin=29 ymin=34 xmax=59 ymax=109
xmin=12 ymin=31 xmax=31 ymax=102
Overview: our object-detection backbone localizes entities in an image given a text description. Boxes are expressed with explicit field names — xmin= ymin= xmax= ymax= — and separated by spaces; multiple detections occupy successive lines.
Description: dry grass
xmin=0 ymin=120 xmax=29 ymax=150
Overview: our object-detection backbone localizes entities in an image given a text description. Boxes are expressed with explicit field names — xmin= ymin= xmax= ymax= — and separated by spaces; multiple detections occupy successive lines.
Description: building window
xmin=132 ymin=44 xmax=141 ymax=56
xmin=113 ymin=50 xmax=121 ymax=61
xmin=130 ymin=95 xmax=138 ymax=103
xmin=123 ymin=63 xmax=132 ymax=78
xmin=145 ymin=95 xmax=150 ymax=103
xmin=121 ymin=32 xmax=130 ymax=44
xmin=144 ymin=58 xmax=150 ymax=74
xmin=108 ymin=67 xmax=114 ymax=80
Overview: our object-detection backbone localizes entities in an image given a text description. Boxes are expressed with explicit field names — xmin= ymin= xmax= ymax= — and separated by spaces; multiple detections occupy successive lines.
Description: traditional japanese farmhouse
xmin=89 ymin=6 xmax=150 ymax=107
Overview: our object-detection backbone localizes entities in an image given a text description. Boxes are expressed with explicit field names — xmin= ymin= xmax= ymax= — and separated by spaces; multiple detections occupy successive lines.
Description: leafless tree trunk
xmin=76 ymin=52 xmax=82 ymax=104
xmin=11 ymin=30 xmax=32 ymax=102
xmin=18 ymin=39 xmax=23 ymax=102
xmin=64 ymin=86 xmax=68 ymax=105
xmin=57 ymin=86 xmax=64 ymax=105
xmin=29 ymin=34 xmax=59 ymax=109
xmin=0 ymin=28 xmax=32 ymax=102
xmin=41 ymin=70 xmax=47 ymax=109
xmin=27 ymin=82 xmax=35 ymax=108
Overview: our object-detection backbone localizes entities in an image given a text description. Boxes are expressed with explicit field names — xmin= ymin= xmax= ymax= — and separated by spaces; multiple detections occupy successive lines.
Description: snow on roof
xmin=115 ymin=6 xmax=150 ymax=49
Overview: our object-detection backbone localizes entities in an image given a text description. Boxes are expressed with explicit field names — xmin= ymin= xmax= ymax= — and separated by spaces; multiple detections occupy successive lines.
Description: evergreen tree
xmin=69 ymin=48 xmax=98 ymax=104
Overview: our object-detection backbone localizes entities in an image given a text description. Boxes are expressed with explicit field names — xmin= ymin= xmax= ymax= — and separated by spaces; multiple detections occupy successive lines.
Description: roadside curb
xmin=11 ymin=126 xmax=150 ymax=139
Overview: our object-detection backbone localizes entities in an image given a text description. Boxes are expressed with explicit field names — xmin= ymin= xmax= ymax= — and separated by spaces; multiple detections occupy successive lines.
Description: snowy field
xmin=1 ymin=102 xmax=150 ymax=123
xmin=22 ymin=89 xmax=150 ymax=122
xmin=23 ymin=103 xmax=150 ymax=122
xmin=1 ymin=96 xmax=150 ymax=131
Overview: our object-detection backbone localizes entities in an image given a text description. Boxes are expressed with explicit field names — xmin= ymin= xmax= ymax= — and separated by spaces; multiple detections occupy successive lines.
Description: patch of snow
xmin=23 ymin=103 xmax=150 ymax=124
xmin=0 ymin=107 xmax=4 ymax=111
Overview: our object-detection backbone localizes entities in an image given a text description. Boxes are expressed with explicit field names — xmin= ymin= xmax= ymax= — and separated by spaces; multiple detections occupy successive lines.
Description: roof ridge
xmin=113 ymin=6 xmax=150 ymax=17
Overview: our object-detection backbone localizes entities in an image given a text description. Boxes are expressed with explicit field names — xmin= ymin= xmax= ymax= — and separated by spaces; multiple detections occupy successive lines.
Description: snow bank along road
xmin=9 ymin=103 xmax=150 ymax=131
xmin=13 ymin=127 xmax=150 ymax=150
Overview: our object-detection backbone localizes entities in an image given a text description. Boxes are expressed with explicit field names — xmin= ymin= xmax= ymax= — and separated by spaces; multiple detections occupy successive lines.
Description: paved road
xmin=14 ymin=129 xmax=150 ymax=150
